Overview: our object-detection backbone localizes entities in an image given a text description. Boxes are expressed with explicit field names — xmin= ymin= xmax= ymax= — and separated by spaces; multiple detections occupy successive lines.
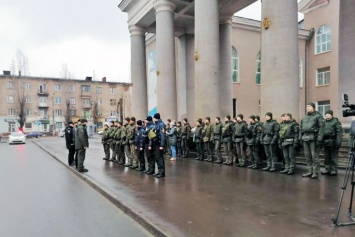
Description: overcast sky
xmin=0 ymin=0 xmax=302 ymax=83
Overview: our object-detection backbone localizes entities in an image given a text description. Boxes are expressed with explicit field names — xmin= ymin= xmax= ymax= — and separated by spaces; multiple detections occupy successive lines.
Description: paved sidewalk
xmin=34 ymin=136 xmax=355 ymax=237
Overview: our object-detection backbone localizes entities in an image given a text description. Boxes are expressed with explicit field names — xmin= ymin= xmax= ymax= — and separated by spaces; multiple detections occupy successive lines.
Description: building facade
xmin=0 ymin=75 xmax=131 ymax=134
xmin=119 ymin=0 xmax=355 ymax=125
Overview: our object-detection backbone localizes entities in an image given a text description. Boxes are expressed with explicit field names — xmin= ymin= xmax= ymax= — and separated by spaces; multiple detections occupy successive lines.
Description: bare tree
xmin=64 ymin=98 xmax=72 ymax=125
xmin=9 ymin=59 xmax=16 ymax=75
xmin=16 ymin=49 xmax=29 ymax=76
xmin=91 ymin=98 xmax=99 ymax=125
xmin=60 ymin=63 xmax=75 ymax=79
xmin=16 ymin=82 xmax=28 ymax=129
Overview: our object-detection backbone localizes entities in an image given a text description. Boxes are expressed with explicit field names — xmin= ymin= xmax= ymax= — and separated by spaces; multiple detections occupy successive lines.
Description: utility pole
xmin=52 ymin=93 xmax=55 ymax=136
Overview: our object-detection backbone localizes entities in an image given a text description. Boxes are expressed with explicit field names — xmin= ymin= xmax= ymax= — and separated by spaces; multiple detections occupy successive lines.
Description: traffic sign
xmin=36 ymin=121 xmax=41 ymax=126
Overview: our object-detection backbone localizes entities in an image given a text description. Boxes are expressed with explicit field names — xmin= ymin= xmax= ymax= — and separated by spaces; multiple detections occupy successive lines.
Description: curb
xmin=33 ymin=140 xmax=169 ymax=237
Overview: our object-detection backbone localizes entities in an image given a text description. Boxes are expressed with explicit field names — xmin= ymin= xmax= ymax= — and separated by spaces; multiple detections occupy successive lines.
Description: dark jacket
xmin=65 ymin=125 xmax=75 ymax=150
xmin=245 ymin=122 xmax=261 ymax=146
xmin=299 ymin=111 xmax=325 ymax=142
xmin=194 ymin=125 xmax=203 ymax=143
xmin=323 ymin=117 xmax=342 ymax=147
xmin=135 ymin=126 xmax=146 ymax=149
xmin=75 ymin=124 xmax=89 ymax=149
xmin=148 ymin=119 xmax=166 ymax=147
xmin=166 ymin=126 xmax=177 ymax=146
xmin=213 ymin=122 xmax=223 ymax=141
xmin=279 ymin=119 xmax=299 ymax=146
xmin=261 ymin=119 xmax=280 ymax=145
xmin=233 ymin=120 xmax=247 ymax=143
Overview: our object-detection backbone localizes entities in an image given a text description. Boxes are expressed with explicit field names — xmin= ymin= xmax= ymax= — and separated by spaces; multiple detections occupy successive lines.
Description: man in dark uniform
xmin=135 ymin=120 xmax=146 ymax=171
xmin=145 ymin=116 xmax=155 ymax=174
xmin=261 ymin=112 xmax=280 ymax=172
xmin=212 ymin=117 xmax=223 ymax=163
xmin=220 ymin=115 xmax=233 ymax=165
xmin=176 ymin=121 xmax=182 ymax=157
xmin=245 ymin=115 xmax=261 ymax=169
xmin=299 ymin=103 xmax=325 ymax=179
xmin=321 ymin=110 xmax=342 ymax=176
xmin=114 ymin=121 xmax=124 ymax=164
xmin=102 ymin=124 xmax=110 ymax=160
xmin=65 ymin=121 xmax=76 ymax=166
xmin=202 ymin=117 xmax=213 ymax=162
xmin=75 ymin=118 xmax=89 ymax=172
xmin=194 ymin=118 xmax=204 ymax=161
xmin=148 ymin=113 xmax=166 ymax=178
xmin=233 ymin=114 xmax=247 ymax=167
xmin=181 ymin=118 xmax=191 ymax=158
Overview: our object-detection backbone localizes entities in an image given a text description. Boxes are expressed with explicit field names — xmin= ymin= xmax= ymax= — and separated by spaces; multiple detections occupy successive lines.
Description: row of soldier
xmin=100 ymin=103 xmax=343 ymax=179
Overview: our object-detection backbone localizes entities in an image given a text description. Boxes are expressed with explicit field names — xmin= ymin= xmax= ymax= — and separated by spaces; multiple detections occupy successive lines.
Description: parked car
xmin=25 ymin=132 xmax=43 ymax=138
xmin=59 ymin=129 xmax=65 ymax=137
xmin=9 ymin=132 xmax=26 ymax=145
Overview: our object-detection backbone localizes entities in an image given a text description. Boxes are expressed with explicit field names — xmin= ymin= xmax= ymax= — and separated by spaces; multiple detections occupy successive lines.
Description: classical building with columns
xmin=119 ymin=0 xmax=355 ymax=125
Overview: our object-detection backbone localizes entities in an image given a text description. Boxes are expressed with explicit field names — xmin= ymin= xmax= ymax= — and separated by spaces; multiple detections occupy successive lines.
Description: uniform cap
xmin=137 ymin=120 xmax=143 ymax=126
xmin=68 ymin=121 xmax=74 ymax=125
xmin=154 ymin=113 xmax=161 ymax=120
xmin=237 ymin=114 xmax=244 ymax=120
xmin=249 ymin=115 xmax=256 ymax=120
xmin=146 ymin=116 xmax=153 ymax=122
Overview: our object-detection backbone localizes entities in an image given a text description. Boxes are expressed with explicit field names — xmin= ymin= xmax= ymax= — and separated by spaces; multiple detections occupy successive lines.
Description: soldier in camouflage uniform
xmin=122 ymin=117 xmax=131 ymax=167
xmin=233 ymin=114 xmax=247 ymax=167
xmin=321 ymin=110 xmax=342 ymax=176
xmin=278 ymin=113 xmax=299 ymax=175
xmin=245 ymin=115 xmax=261 ymax=169
xmin=108 ymin=121 xmax=118 ymax=161
xmin=202 ymin=117 xmax=213 ymax=162
xmin=299 ymin=103 xmax=325 ymax=179
xmin=181 ymin=118 xmax=191 ymax=158
xmin=102 ymin=124 xmax=110 ymax=160
xmin=114 ymin=121 xmax=125 ymax=165
xmin=195 ymin=118 xmax=204 ymax=161
xmin=127 ymin=117 xmax=138 ymax=169
xmin=165 ymin=119 xmax=172 ymax=155
xmin=220 ymin=115 xmax=233 ymax=165
xmin=212 ymin=117 xmax=223 ymax=163
xmin=261 ymin=112 xmax=280 ymax=172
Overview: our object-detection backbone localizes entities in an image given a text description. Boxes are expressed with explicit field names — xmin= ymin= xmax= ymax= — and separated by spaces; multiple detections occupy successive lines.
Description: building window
xmin=110 ymin=87 xmax=116 ymax=94
xmin=7 ymin=95 xmax=15 ymax=103
xmin=316 ymin=25 xmax=331 ymax=54
xmin=317 ymin=100 xmax=330 ymax=117
xmin=83 ymin=110 xmax=90 ymax=118
xmin=23 ymin=82 xmax=31 ymax=90
xmin=299 ymin=59 xmax=303 ymax=88
xmin=8 ymin=109 xmax=16 ymax=116
xmin=232 ymin=47 xmax=239 ymax=83
xmin=97 ymin=111 xmax=103 ymax=117
xmin=54 ymin=84 xmax=62 ymax=91
xmin=96 ymin=98 xmax=103 ymax=105
xmin=317 ymin=67 xmax=330 ymax=86
xmin=110 ymin=99 xmax=116 ymax=106
xmin=256 ymin=51 xmax=261 ymax=85
xmin=54 ymin=97 xmax=62 ymax=104
xmin=69 ymin=110 xmax=76 ymax=116
xmin=56 ymin=122 xmax=63 ymax=129
xmin=25 ymin=123 xmax=32 ymax=129
xmin=55 ymin=109 xmax=62 ymax=116
xmin=7 ymin=82 xmax=15 ymax=89
xmin=25 ymin=96 xmax=31 ymax=103
xmin=110 ymin=111 xmax=117 ymax=117
xmin=69 ymin=97 xmax=76 ymax=105
xmin=39 ymin=84 xmax=47 ymax=93
xmin=39 ymin=97 xmax=47 ymax=104
xmin=83 ymin=98 xmax=91 ymax=104
xmin=82 ymin=85 xmax=90 ymax=92
xmin=97 ymin=122 xmax=103 ymax=129
xmin=24 ymin=109 xmax=31 ymax=116
xmin=39 ymin=109 xmax=48 ymax=117
xmin=96 ymin=87 xmax=102 ymax=94
xmin=68 ymin=85 xmax=75 ymax=92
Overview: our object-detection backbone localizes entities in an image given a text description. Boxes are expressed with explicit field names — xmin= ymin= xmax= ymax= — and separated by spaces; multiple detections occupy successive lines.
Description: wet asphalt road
xmin=0 ymin=141 xmax=151 ymax=237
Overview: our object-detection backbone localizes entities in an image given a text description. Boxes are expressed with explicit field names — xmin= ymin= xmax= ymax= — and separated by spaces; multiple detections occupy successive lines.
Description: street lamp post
xmin=52 ymin=93 xmax=55 ymax=136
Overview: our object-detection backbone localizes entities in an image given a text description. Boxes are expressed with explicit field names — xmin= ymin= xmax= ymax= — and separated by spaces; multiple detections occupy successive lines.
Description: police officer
xmin=321 ymin=110 xmax=342 ymax=176
xmin=245 ymin=115 xmax=261 ymax=169
xmin=261 ymin=112 xmax=280 ymax=172
xmin=148 ymin=113 xmax=166 ymax=178
xmin=279 ymin=113 xmax=299 ymax=175
xmin=202 ymin=117 xmax=213 ymax=162
xmin=221 ymin=115 xmax=233 ymax=165
xmin=64 ymin=121 xmax=76 ymax=166
xmin=135 ymin=120 xmax=146 ymax=171
xmin=145 ymin=116 xmax=155 ymax=174
xmin=181 ymin=118 xmax=191 ymax=158
xmin=194 ymin=118 xmax=204 ymax=161
xmin=102 ymin=124 xmax=110 ymax=160
xmin=212 ymin=117 xmax=223 ymax=163
xmin=233 ymin=114 xmax=247 ymax=167
xmin=75 ymin=118 xmax=89 ymax=172
xmin=299 ymin=103 xmax=325 ymax=179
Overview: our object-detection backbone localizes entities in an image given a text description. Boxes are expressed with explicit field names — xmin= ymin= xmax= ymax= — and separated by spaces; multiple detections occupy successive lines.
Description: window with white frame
xmin=317 ymin=100 xmax=330 ymax=117
xmin=7 ymin=95 xmax=15 ymax=103
xmin=39 ymin=84 xmax=47 ymax=93
xmin=55 ymin=109 xmax=62 ymax=116
xmin=315 ymin=25 xmax=331 ymax=54
xmin=82 ymin=85 xmax=90 ymax=92
xmin=39 ymin=109 xmax=48 ymax=117
xmin=24 ymin=109 xmax=31 ymax=116
xmin=110 ymin=87 xmax=116 ymax=94
xmin=23 ymin=82 xmax=31 ymax=90
xmin=83 ymin=98 xmax=91 ymax=104
xmin=39 ymin=97 xmax=47 ymax=104
xmin=232 ymin=47 xmax=239 ymax=83
xmin=54 ymin=97 xmax=62 ymax=104
xmin=83 ymin=110 xmax=90 ymax=118
xmin=110 ymin=111 xmax=117 ymax=117
xmin=69 ymin=110 xmax=76 ymax=116
xmin=25 ymin=95 xmax=31 ymax=103
xmin=69 ymin=97 xmax=76 ymax=105
xmin=56 ymin=122 xmax=63 ymax=129
xmin=316 ymin=67 xmax=330 ymax=86
xmin=96 ymin=87 xmax=102 ymax=94
xmin=54 ymin=84 xmax=62 ymax=91
xmin=256 ymin=51 xmax=261 ymax=85
xmin=7 ymin=82 xmax=15 ymax=89
xmin=8 ymin=109 xmax=16 ymax=116
xmin=68 ymin=85 xmax=75 ymax=92
xmin=299 ymin=59 xmax=303 ymax=88
xmin=96 ymin=98 xmax=102 ymax=105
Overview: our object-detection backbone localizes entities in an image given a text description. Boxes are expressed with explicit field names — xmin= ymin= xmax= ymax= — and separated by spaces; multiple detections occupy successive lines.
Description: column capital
xmin=128 ymin=25 xmax=146 ymax=36
xmin=219 ymin=16 xmax=232 ymax=25
xmin=154 ymin=0 xmax=176 ymax=14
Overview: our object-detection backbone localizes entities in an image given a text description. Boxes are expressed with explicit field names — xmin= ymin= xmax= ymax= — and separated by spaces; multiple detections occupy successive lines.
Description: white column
xmin=154 ymin=0 xmax=177 ymax=119
xmin=260 ymin=0 xmax=299 ymax=120
xmin=195 ymin=0 xmax=220 ymax=120
xmin=219 ymin=17 xmax=233 ymax=117
xmin=129 ymin=25 xmax=147 ymax=119
xmin=177 ymin=35 xmax=187 ymax=120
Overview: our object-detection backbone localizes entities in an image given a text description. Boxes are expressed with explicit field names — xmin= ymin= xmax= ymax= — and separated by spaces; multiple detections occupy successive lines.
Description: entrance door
xmin=8 ymin=124 xmax=15 ymax=132
xmin=43 ymin=124 xmax=48 ymax=132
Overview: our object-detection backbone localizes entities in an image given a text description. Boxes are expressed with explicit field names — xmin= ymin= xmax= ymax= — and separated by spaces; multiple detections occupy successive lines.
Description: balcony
xmin=82 ymin=104 xmax=91 ymax=109
xmin=38 ymin=103 xmax=49 ymax=108
xmin=38 ymin=89 xmax=49 ymax=96
xmin=81 ymin=91 xmax=91 ymax=97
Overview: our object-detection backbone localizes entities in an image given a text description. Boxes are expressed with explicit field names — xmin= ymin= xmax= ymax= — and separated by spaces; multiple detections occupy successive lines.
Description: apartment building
xmin=0 ymin=75 xmax=131 ymax=134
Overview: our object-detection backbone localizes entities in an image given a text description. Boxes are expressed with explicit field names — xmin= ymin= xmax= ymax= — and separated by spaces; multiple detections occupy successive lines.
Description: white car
xmin=9 ymin=132 xmax=26 ymax=145
xmin=59 ymin=129 xmax=65 ymax=137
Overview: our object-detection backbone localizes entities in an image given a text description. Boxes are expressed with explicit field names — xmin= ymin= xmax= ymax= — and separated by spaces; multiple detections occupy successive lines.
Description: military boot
xmin=280 ymin=169 xmax=289 ymax=174
xmin=207 ymin=155 xmax=213 ymax=162
xmin=287 ymin=170 xmax=294 ymax=175
xmin=262 ymin=166 xmax=270 ymax=171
